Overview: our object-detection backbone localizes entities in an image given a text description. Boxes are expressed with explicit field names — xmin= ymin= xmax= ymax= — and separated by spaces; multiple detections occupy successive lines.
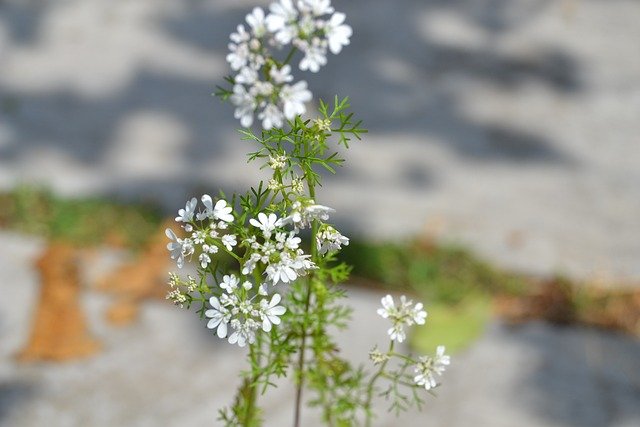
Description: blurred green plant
xmin=0 ymin=185 xmax=163 ymax=248
xmin=339 ymin=240 xmax=527 ymax=351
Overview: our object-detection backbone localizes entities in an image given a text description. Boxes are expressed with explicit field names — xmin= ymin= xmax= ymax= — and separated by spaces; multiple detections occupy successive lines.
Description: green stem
xmin=292 ymin=278 xmax=312 ymax=427
xmin=243 ymin=342 xmax=260 ymax=426
xmin=364 ymin=341 xmax=395 ymax=427
xmin=293 ymin=180 xmax=317 ymax=427
xmin=282 ymin=47 xmax=298 ymax=67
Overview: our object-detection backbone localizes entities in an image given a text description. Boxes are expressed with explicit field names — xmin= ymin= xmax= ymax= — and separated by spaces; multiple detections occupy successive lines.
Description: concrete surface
xmin=0 ymin=0 xmax=639 ymax=283
xmin=1 ymin=232 xmax=639 ymax=426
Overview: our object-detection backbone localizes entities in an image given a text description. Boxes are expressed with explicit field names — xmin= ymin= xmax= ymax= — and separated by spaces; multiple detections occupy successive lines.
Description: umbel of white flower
xmin=227 ymin=0 xmax=352 ymax=129
xmin=377 ymin=294 xmax=427 ymax=343
xmin=165 ymin=194 xmax=348 ymax=347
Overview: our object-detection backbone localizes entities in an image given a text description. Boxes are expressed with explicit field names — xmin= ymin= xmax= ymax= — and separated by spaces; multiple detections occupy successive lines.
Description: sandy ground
xmin=0 ymin=0 xmax=639 ymax=282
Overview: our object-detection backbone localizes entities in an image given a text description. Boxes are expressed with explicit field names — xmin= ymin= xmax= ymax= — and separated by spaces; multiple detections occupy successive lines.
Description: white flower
xmin=412 ymin=302 xmax=427 ymax=325
xmin=192 ymin=230 xmax=206 ymax=244
xmin=220 ymin=274 xmax=240 ymax=292
xmin=250 ymin=212 xmax=279 ymax=237
xmin=165 ymin=228 xmax=194 ymax=269
xmin=285 ymin=232 xmax=301 ymax=250
xmin=279 ymin=200 xmax=334 ymax=229
xmin=269 ymin=64 xmax=294 ymax=84
xmin=266 ymin=0 xmax=298 ymax=44
xmin=268 ymin=154 xmax=288 ymax=170
xmin=325 ymin=12 xmax=352 ymax=54
xmin=200 ymin=196 xmax=235 ymax=223
xmin=259 ymin=293 xmax=287 ymax=332
xmin=298 ymin=41 xmax=327 ymax=73
xmin=252 ymin=80 xmax=274 ymax=96
xmin=259 ymin=103 xmax=284 ymax=129
xmin=175 ymin=197 xmax=197 ymax=223
xmin=377 ymin=295 xmax=428 ymax=342
xmin=202 ymin=244 xmax=219 ymax=254
xmin=413 ymin=346 xmax=450 ymax=390
xmin=230 ymin=84 xmax=256 ymax=127
xmin=266 ymin=257 xmax=298 ymax=284
xmin=230 ymin=24 xmax=250 ymax=44
xmin=280 ymin=81 xmax=312 ymax=119
xmin=205 ymin=296 xmax=230 ymax=338
xmin=242 ymin=252 xmax=262 ymax=275
xmin=235 ymin=66 xmax=259 ymax=85
xmin=228 ymin=318 xmax=259 ymax=347
xmin=221 ymin=234 xmax=237 ymax=251
xmin=199 ymin=253 xmax=211 ymax=268
xmin=298 ymin=0 xmax=334 ymax=16
xmin=246 ymin=7 xmax=267 ymax=38
xmin=227 ymin=42 xmax=250 ymax=71
xmin=317 ymin=225 xmax=349 ymax=254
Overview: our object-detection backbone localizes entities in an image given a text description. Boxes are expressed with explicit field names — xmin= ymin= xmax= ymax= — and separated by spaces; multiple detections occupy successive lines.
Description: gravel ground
xmin=1 ymin=0 xmax=639 ymax=282
xmin=1 ymin=232 xmax=639 ymax=427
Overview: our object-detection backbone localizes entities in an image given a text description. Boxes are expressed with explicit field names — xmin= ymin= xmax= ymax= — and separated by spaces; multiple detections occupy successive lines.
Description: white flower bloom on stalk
xmin=317 ymin=225 xmax=349 ymax=254
xmin=199 ymin=253 xmax=211 ymax=268
xmin=413 ymin=346 xmax=450 ymax=390
xmin=246 ymin=7 xmax=268 ymax=37
xmin=227 ymin=42 xmax=250 ymax=71
xmin=221 ymin=234 xmax=237 ymax=251
xmin=165 ymin=228 xmax=194 ymax=269
xmin=230 ymin=84 xmax=257 ymax=128
xmin=268 ymin=154 xmax=288 ymax=170
xmin=250 ymin=212 xmax=279 ymax=238
xmin=224 ymin=0 xmax=351 ymax=128
xmin=228 ymin=319 xmax=260 ymax=347
xmin=175 ymin=197 xmax=197 ymax=223
xmin=220 ymin=274 xmax=240 ymax=292
xmin=377 ymin=295 xmax=427 ymax=343
xmin=259 ymin=103 xmax=284 ymax=129
xmin=259 ymin=294 xmax=287 ymax=331
xmin=230 ymin=24 xmax=250 ymax=44
xmin=266 ymin=0 xmax=298 ymax=44
xmin=280 ymin=81 xmax=313 ymax=118
xmin=269 ymin=64 xmax=294 ymax=84
xmin=325 ymin=12 xmax=352 ymax=54
xmin=235 ymin=66 xmax=259 ymax=85
xmin=298 ymin=41 xmax=327 ymax=73
xmin=297 ymin=0 xmax=334 ymax=16
xmin=205 ymin=296 xmax=231 ymax=338
xmin=200 ymin=196 xmax=234 ymax=223
xmin=278 ymin=199 xmax=334 ymax=229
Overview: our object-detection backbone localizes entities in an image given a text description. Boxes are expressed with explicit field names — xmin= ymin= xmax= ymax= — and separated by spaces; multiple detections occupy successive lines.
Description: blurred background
xmin=1 ymin=0 xmax=639 ymax=426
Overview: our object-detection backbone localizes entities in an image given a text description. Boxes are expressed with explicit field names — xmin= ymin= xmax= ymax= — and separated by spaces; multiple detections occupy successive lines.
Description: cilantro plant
xmin=165 ymin=1 xmax=450 ymax=425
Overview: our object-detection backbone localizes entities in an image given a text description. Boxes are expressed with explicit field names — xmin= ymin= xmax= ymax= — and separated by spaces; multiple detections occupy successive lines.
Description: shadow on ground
xmin=0 ymin=0 xmax=580 ymax=208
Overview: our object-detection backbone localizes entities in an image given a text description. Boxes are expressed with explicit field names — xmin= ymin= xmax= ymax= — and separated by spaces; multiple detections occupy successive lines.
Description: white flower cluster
xmin=205 ymin=274 xmax=286 ymax=347
xmin=166 ymin=273 xmax=197 ymax=308
xmin=243 ymin=212 xmax=316 ymax=285
xmin=316 ymin=224 xmax=349 ymax=255
xmin=413 ymin=346 xmax=450 ymax=390
xmin=376 ymin=294 xmax=427 ymax=343
xmin=277 ymin=198 xmax=334 ymax=230
xmin=166 ymin=195 xmax=237 ymax=269
xmin=166 ymin=195 xmax=349 ymax=347
xmin=227 ymin=0 xmax=352 ymax=129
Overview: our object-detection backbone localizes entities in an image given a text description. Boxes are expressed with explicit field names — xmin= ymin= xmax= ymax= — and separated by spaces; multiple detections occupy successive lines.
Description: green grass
xmin=0 ymin=185 xmax=164 ymax=249
xmin=338 ymin=240 xmax=528 ymax=353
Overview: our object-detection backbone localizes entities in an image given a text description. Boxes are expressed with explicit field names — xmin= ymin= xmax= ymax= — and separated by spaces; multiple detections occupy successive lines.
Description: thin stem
xmin=282 ymin=47 xmax=298 ymax=67
xmin=293 ymin=179 xmax=317 ymax=427
xmin=364 ymin=341 xmax=395 ymax=427
xmin=292 ymin=278 xmax=312 ymax=427
xmin=243 ymin=342 xmax=260 ymax=426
